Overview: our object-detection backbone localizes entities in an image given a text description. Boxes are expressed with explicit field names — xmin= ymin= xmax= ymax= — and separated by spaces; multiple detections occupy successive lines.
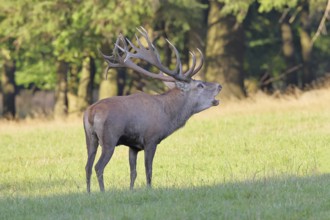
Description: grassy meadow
xmin=0 ymin=88 xmax=330 ymax=219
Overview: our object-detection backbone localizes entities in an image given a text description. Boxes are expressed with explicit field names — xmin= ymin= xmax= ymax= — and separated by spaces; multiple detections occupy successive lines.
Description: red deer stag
xmin=83 ymin=27 xmax=221 ymax=192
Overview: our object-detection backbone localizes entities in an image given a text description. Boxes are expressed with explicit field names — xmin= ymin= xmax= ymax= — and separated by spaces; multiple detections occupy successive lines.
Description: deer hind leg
xmin=129 ymin=148 xmax=139 ymax=190
xmin=94 ymin=141 xmax=116 ymax=192
xmin=85 ymin=132 xmax=99 ymax=193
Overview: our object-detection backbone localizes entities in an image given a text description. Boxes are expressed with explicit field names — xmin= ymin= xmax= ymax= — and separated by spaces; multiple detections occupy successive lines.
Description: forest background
xmin=0 ymin=0 xmax=329 ymax=119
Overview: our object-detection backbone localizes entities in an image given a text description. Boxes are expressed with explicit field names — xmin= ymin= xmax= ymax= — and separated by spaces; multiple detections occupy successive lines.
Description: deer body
xmin=90 ymin=89 xmax=190 ymax=142
xmin=84 ymin=27 xmax=221 ymax=192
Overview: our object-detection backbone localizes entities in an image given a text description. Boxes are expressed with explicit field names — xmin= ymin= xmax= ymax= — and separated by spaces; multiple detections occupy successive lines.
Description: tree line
xmin=0 ymin=0 xmax=329 ymax=119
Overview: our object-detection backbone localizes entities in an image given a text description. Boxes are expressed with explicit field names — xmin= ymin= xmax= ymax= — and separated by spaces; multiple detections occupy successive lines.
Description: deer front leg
xmin=129 ymin=148 xmax=138 ymax=190
xmin=144 ymin=144 xmax=157 ymax=188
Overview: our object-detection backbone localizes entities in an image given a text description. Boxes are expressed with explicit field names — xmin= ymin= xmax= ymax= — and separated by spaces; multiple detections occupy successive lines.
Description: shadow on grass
xmin=1 ymin=174 xmax=330 ymax=220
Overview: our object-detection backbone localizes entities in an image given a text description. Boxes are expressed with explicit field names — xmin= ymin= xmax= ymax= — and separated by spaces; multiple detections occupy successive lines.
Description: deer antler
xmin=100 ymin=27 xmax=204 ymax=82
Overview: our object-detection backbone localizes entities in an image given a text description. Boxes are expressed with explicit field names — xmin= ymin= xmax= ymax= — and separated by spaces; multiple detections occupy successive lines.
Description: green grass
xmin=0 ymin=89 xmax=330 ymax=219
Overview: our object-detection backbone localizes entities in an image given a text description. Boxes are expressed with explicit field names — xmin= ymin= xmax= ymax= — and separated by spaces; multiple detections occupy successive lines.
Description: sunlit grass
xmin=0 ymin=88 xmax=329 ymax=219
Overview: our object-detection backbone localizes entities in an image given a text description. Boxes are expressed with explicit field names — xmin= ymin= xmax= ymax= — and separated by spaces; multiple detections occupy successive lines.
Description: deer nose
xmin=217 ymin=84 xmax=222 ymax=92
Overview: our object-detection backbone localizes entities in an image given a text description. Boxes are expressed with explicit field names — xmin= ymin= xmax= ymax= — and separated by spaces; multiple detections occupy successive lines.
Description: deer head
xmin=100 ymin=27 xmax=221 ymax=112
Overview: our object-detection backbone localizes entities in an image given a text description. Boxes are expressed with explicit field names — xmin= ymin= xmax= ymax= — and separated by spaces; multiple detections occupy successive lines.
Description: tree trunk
xmin=77 ymin=56 xmax=96 ymax=111
xmin=205 ymin=0 xmax=246 ymax=99
xmin=280 ymin=20 xmax=298 ymax=87
xmin=99 ymin=68 xmax=118 ymax=100
xmin=1 ymin=58 xmax=16 ymax=119
xmin=299 ymin=1 xmax=313 ymax=87
xmin=54 ymin=60 xmax=68 ymax=117
xmin=116 ymin=68 xmax=126 ymax=96
xmin=188 ymin=0 xmax=209 ymax=80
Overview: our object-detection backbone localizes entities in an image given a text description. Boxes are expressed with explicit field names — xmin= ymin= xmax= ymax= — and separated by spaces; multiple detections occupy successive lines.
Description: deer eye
xmin=197 ymin=83 xmax=204 ymax=89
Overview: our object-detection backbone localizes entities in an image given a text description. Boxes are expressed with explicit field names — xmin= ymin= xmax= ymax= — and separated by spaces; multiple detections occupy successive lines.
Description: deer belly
xmin=117 ymin=134 xmax=144 ymax=150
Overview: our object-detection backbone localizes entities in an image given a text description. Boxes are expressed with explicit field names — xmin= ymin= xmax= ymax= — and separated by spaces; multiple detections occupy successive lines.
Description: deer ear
xmin=160 ymin=71 xmax=176 ymax=89
xmin=175 ymin=81 xmax=190 ymax=91
xmin=163 ymin=81 xmax=176 ymax=89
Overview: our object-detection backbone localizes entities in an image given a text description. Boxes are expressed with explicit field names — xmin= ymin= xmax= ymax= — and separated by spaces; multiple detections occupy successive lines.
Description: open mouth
xmin=212 ymin=85 xmax=221 ymax=106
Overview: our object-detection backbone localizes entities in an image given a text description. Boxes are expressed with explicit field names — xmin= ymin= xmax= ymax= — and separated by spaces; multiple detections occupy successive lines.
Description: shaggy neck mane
xmin=156 ymin=88 xmax=194 ymax=132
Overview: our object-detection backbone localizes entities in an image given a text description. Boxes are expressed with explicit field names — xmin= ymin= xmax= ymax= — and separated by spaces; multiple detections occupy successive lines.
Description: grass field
xmin=0 ymin=88 xmax=329 ymax=219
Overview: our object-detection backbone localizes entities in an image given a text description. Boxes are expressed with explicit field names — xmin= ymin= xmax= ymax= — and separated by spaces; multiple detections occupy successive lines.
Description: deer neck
xmin=157 ymin=88 xmax=194 ymax=131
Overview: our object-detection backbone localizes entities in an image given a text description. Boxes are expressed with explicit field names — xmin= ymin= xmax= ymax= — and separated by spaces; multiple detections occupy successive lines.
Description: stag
xmin=83 ymin=27 xmax=221 ymax=192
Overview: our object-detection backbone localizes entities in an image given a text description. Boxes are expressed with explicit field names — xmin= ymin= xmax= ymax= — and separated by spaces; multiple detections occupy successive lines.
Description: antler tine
xmin=135 ymin=27 xmax=162 ymax=64
xmin=114 ymin=34 xmax=128 ymax=55
xmin=136 ymin=27 xmax=154 ymax=50
xmin=99 ymin=51 xmax=112 ymax=80
xmin=191 ymin=48 xmax=204 ymax=76
xmin=134 ymin=33 xmax=146 ymax=50
xmin=99 ymin=43 xmax=125 ymax=79
xmin=126 ymin=36 xmax=139 ymax=52
xmin=184 ymin=51 xmax=197 ymax=78
xmin=165 ymin=39 xmax=181 ymax=77
xmin=101 ymin=51 xmax=121 ymax=79
xmin=101 ymin=34 xmax=133 ymax=79
xmin=137 ymin=27 xmax=189 ymax=82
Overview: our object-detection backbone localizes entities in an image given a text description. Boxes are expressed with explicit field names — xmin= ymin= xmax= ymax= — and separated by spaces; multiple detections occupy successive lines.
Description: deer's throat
xmin=159 ymin=89 xmax=194 ymax=131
